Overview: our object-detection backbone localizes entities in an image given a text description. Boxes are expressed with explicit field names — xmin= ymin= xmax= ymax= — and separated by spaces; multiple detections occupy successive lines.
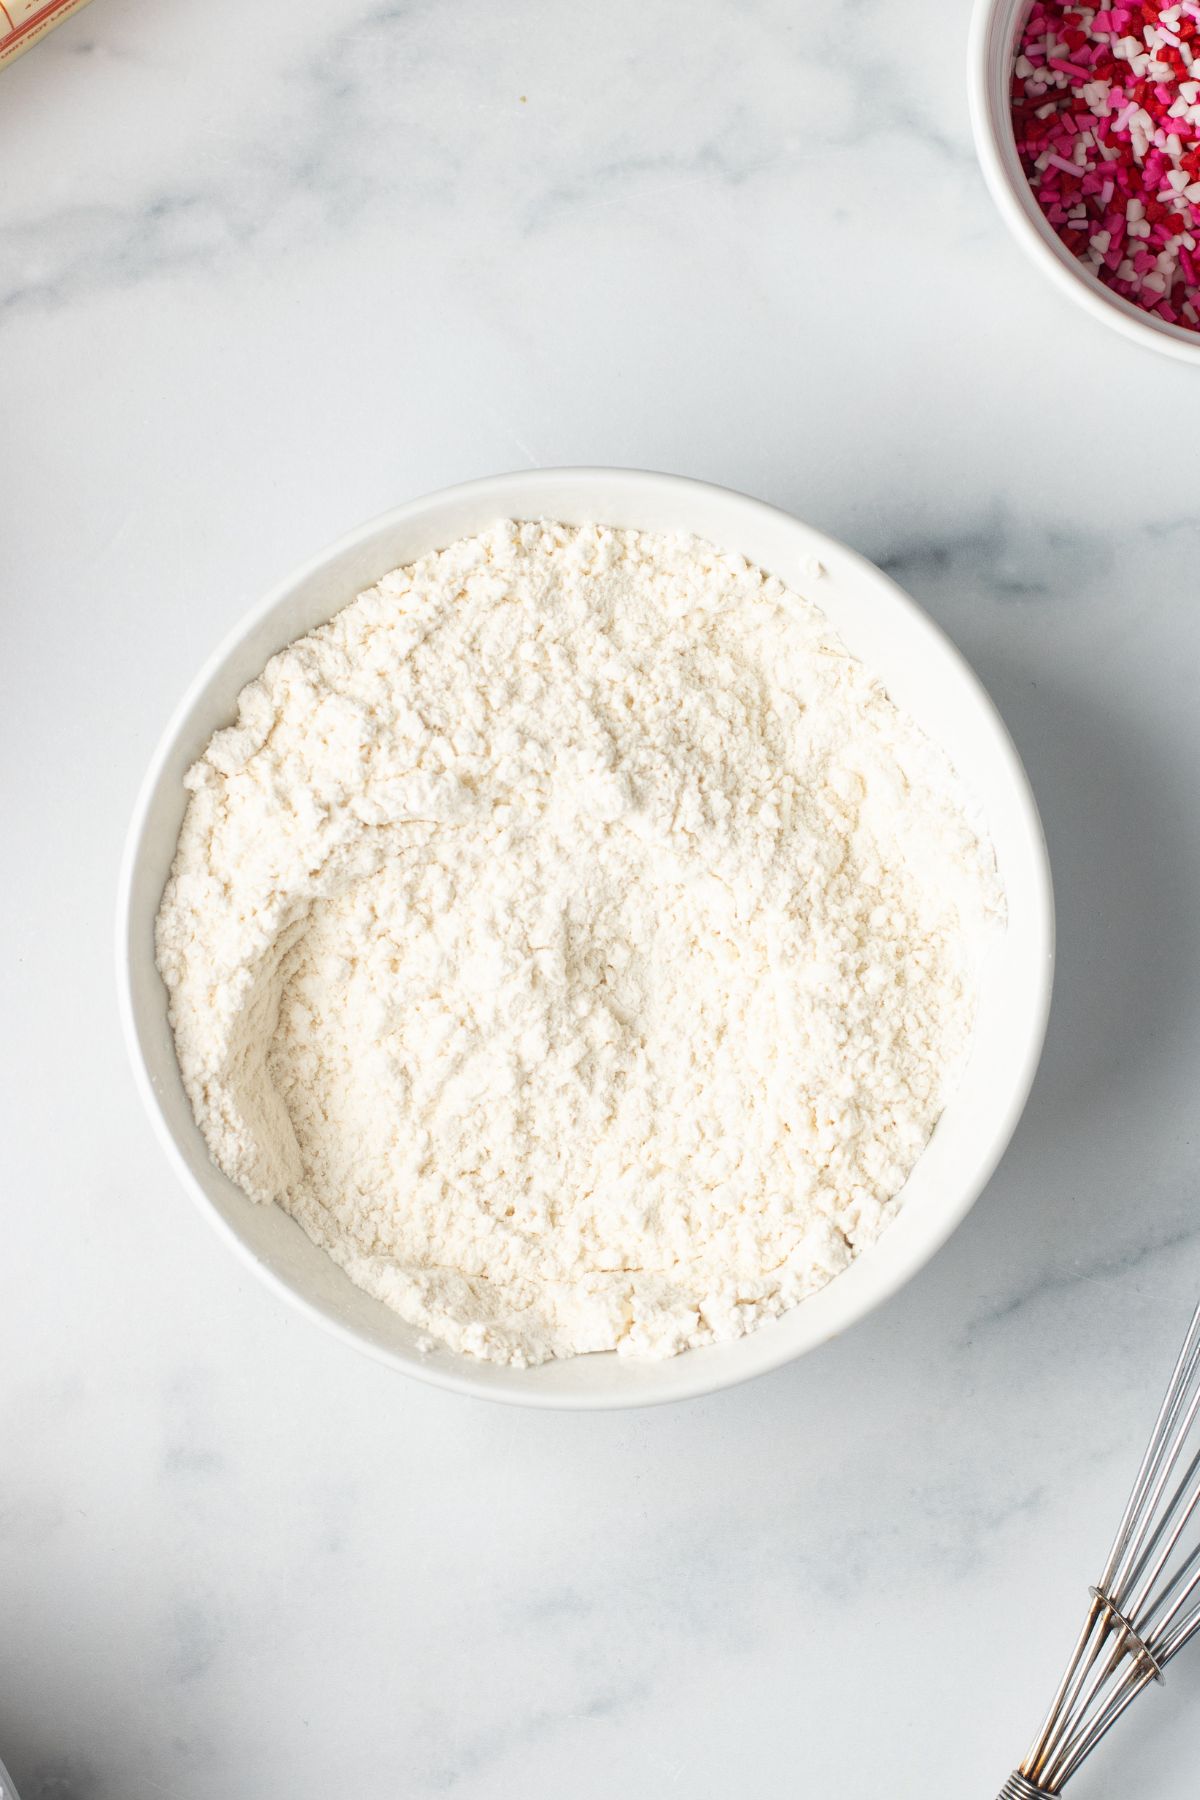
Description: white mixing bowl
xmin=118 ymin=469 xmax=1053 ymax=1408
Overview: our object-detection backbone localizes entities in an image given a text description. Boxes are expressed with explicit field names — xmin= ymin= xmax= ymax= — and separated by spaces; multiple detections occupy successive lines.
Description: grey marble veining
xmin=3 ymin=1 xmax=1200 ymax=1796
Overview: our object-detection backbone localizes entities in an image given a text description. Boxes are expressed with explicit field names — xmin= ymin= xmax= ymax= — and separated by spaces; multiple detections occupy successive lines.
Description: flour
xmin=156 ymin=521 xmax=1002 ymax=1366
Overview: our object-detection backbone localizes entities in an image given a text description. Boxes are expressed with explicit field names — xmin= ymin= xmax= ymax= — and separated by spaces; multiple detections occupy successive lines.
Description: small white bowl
xmin=969 ymin=0 xmax=1200 ymax=363
xmin=117 ymin=469 xmax=1054 ymax=1409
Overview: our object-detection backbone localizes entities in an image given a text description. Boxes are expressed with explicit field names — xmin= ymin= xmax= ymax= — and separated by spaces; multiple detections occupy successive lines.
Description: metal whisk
xmin=997 ymin=1296 xmax=1200 ymax=1795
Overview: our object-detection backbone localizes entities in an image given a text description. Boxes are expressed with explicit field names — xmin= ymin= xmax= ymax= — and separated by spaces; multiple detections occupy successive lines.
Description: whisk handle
xmin=996 ymin=1775 xmax=1053 ymax=1798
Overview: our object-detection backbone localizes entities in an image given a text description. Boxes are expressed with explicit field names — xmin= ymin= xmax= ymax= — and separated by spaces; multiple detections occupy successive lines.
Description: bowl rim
xmin=116 ymin=467 xmax=1055 ymax=1408
xmin=967 ymin=0 xmax=1200 ymax=365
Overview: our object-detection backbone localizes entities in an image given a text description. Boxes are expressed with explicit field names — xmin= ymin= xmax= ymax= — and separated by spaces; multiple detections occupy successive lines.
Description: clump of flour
xmin=156 ymin=521 xmax=1002 ymax=1365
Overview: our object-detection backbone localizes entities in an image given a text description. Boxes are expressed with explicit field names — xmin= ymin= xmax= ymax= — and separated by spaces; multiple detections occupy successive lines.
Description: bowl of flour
xmin=119 ymin=469 xmax=1053 ymax=1407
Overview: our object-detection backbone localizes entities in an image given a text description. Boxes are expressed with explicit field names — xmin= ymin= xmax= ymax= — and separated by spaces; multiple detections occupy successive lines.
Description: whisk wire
xmin=1040 ymin=1603 xmax=1156 ymax=1788
xmin=1019 ymin=1598 xmax=1099 ymax=1787
xmin=1127 ymin=1443 xmax=1200 ymax=1596
xmin=1053 ymin=1656 xmax=1157 ymax=1786
xmin=1001 ymin=1296 xmax=1200 ymax=1795
xmin=1112 ymin=1378 xmax=1200 ymax=1602
xmin=1128 ymin=1446 xmax=1200 ymax=1627
xmin=1158 ymin=1560 xmax=1200 ymax=1663
xmin=1105 ymin=1316 xmax=1200 ymax=1597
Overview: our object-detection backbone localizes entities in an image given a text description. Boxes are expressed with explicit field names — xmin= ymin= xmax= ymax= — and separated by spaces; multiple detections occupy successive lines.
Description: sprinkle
xmin=1013 ymin=0 xmax=1200 ymax=327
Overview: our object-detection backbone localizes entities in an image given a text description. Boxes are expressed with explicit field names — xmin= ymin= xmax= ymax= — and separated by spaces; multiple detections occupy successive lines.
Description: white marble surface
xmin=4 ymin=1 xmax=1200 ymax=1795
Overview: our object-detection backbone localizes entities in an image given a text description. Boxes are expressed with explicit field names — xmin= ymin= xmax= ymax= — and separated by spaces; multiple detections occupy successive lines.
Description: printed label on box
xmin=0 ymin=0 xmax=92 ymax=68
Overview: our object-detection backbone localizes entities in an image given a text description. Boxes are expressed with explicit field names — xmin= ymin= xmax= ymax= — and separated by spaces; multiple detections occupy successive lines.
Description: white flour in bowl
xmin=156 ymin=521 xmax=1002 ymax=1366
